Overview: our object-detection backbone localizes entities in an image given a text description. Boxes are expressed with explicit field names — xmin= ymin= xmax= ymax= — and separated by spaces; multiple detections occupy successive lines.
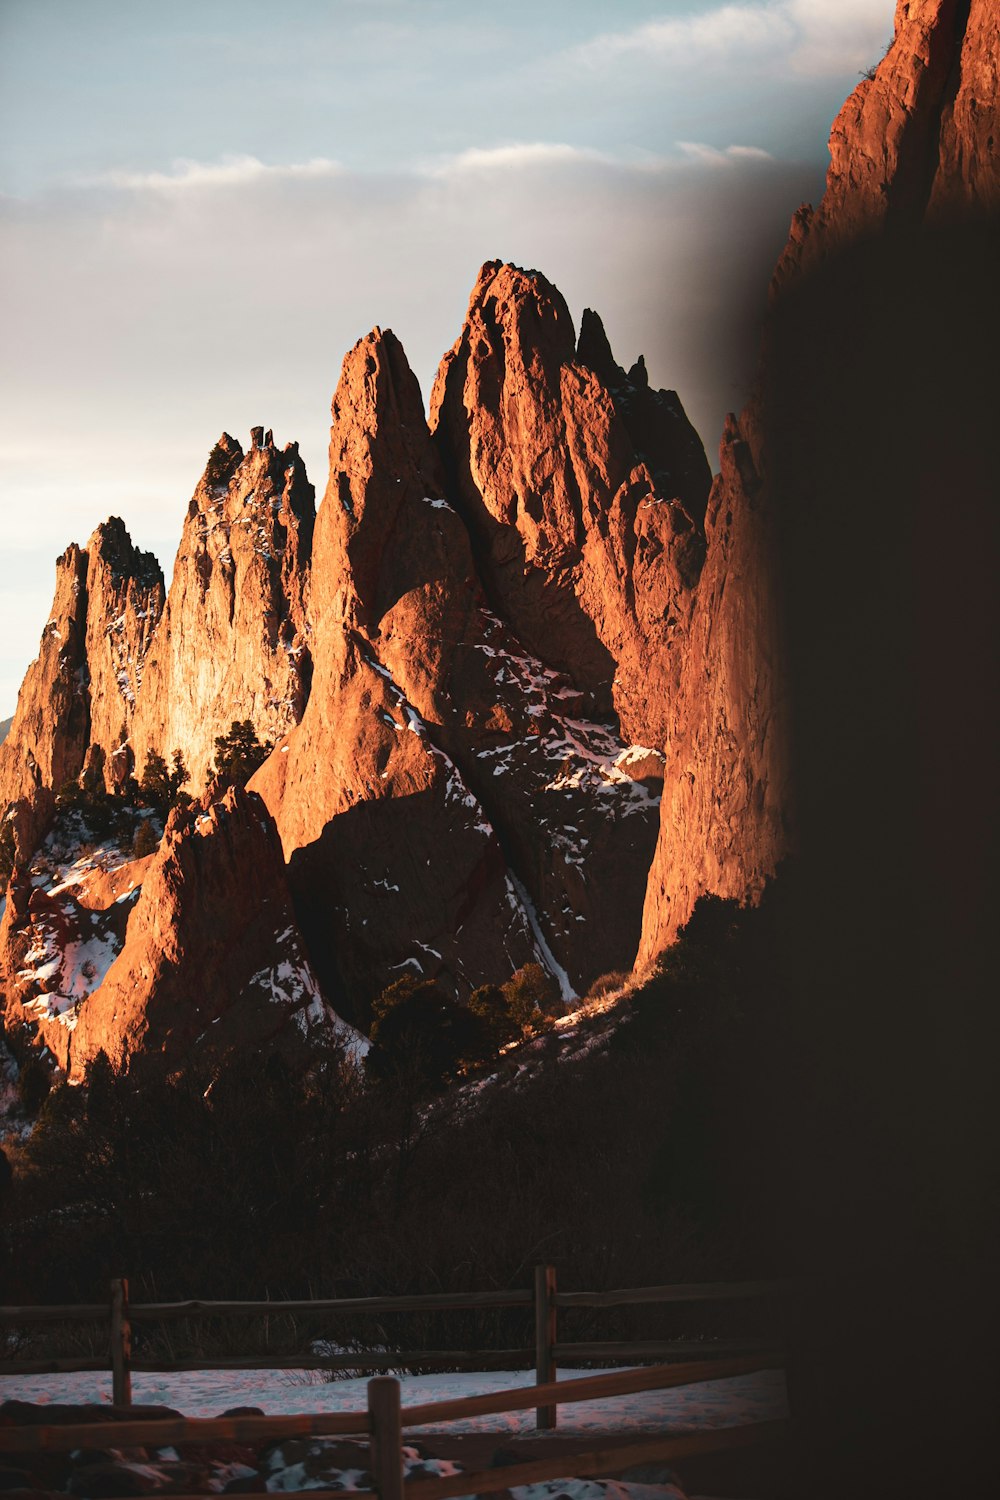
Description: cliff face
xmin=129 ymin=430 xmax=314 ymax=793
xmin=82 ymin=519 xmax=166 ymax=790
xmin=0 ymin=545 xmax=89 ymax=858
xmin=777 ymin=0 xmax=998 ymax=283
xmin=6 ymin=0 xmax=992 ymax=1067
xmin=254 ymin=322 xmax=667 ymax=1005
xmin=0 ymin=522 xmax=164 ymax=857
xmin=430 ymin=262 xmax=710 ymax=747
xmin=63 ymin=784 xmax=349 ymax=1080
xmin=637 ymin=416 xmax=790 ymax=963
xmin=251 ymin=329 xmax=541 ymax=1010
xmin=638 ymin=0 xmax=999 ymax=963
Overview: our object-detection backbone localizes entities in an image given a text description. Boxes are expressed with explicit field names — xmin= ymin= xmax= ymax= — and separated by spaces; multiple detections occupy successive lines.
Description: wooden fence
xmin=0 ymin=1359 xmax=789 ymax=1500
xmin=0 ymin=1270 xmax=787 ymax=1427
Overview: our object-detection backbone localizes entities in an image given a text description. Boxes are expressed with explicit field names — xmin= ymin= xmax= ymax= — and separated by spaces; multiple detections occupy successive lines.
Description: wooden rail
xmin=1 ymin=1269 xmax=787 ymax=1421
xmin=0 ymin=1355 xmax=786 ymax=1454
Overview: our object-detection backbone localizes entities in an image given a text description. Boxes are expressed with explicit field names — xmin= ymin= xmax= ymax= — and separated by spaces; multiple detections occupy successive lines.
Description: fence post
xmin=535 ymin=1263 xmax=557 ymax=1431
xmin=368 ymin=1376 xmax=404 ymax=1500
xmin=110 ymin=1278 xmax=132 ymax=1408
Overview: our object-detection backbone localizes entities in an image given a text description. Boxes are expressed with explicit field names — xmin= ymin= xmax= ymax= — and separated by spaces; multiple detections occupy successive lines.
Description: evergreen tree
xmin=212 ymin=720 xmax=272 ymax=788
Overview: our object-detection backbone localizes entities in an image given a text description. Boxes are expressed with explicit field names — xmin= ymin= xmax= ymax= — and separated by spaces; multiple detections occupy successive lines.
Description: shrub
xmin=132 ymin=820 xmax=159 ymax=859
xmin=0 ymin=818 xmax=16 ymax=883
xmin=139 ymin=749 xmax=188 ymax=815
xmin=367 ymin=981 xmax=489 ymax=1089
xmin=503 ymin=962 xmax=561 ymax=1035
xmin=212 ymin=720 xmax=272 ymax=788
xmin=468 ymin=983 xmax=520 ymax=1054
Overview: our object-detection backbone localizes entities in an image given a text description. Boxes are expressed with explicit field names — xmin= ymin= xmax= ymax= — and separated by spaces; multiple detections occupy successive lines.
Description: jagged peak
xmin=333 ymin=324 xmax=428 ymax=433
xmin=575 ymin=307 xmax=618 ymax=384
xmin=86 ymin=516 xmax=164 ymax=592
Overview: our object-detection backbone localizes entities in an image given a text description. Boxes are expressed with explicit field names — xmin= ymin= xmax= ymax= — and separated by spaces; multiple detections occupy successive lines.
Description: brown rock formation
xmin=0 ymin=865 xmax=135 ymax=1072
xmin=0 ymin=521 xmax=164 ymax=857
xmin=252 ymin=329 xmax=540 ymax=1013
xmin=778 ymin=0 xmax=999 ymax=282
xmin=129 ymin=429 xmax=314 ymax=792
xmin=0 ymin=545 xmax=90 ymax=858
xmin=65 ymin=784 xmax=346 ymax=1079
xmin=638 ymin=414 xmax=789 ymax=964
xmin=253 ymin=319 xmax=674 ymax=1005
xmin=639 ymin=0 xmax=999 ymax=966
xmin=82 ymin=518 xmax=165 ymax=789
xmin=430 ymin=261 xmax=710 ymax=747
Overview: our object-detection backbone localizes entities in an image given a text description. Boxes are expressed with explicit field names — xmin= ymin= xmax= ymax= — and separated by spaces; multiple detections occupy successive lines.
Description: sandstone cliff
xmin=638 ymin=0 xmax=999 ymax=963
xmin=129 ymin=429 xmax=314 ymax=792
xmin=254 ymin=321 xmax=668 ymax=1003
xmin=777 ymin=0 xmax=998 ymax=284
xmin=251 ymin=328 xmax=541 ymax=1011
xmin=1 ymin=784 xmax=353 ymax=1080
xmin=0 ymin=545 xmax=88 ymax=859
xmin=430 ymin=262 xmax=710 ymax=747
xmin=0 ymin=521 xmax=164 ymax=858
xmin=10 ymin=0 xmax=989 ymax=1050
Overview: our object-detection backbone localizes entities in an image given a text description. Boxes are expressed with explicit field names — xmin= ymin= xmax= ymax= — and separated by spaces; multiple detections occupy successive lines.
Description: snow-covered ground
xmin=1 ymin=1364 xmax=787 ymax=1436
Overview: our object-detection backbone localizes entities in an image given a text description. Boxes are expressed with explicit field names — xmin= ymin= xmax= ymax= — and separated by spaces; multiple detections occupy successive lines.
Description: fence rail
xmin=1 ymin=1271 xmax=788 ymax=1414
xmin=0 ymin=1354 xmax=786 ymax=1451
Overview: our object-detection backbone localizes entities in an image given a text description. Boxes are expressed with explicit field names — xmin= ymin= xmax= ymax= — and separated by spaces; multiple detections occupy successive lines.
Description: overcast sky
xmin=0 ymin=0 xmax=895 ymax=713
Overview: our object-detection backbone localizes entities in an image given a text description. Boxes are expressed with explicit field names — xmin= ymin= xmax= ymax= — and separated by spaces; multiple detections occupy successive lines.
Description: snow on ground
xmin=1 ymin=1365 xmax=787 ymax=1437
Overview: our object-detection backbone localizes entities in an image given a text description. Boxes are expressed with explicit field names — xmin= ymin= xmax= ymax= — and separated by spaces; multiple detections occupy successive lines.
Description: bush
xmin=468 ymin=983 xmax=521 ymax=1054
xmin=503 ymin=963 xmax=561 ymax=1035
xmin=138 ymin=749 xmax=189 ymax=814
xmin=367 ymin=980 xmax=489 ymax=1089
xmin=132 ymin=820 xmax=159 ymax=859
xmin=0 ymin=818 xmax=16 ymax=883
xmin=212 ymin=720 xmax=272 ymax=788
xmin=16 ymin=1055 xmax=52 ymax=1116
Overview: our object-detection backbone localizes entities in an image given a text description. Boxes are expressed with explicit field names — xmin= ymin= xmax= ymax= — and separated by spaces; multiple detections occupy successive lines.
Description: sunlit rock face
xmin=429 ymin=260 xmax=711 ymax=749
xmin=775 ymin=0 xmax=999 ymax=286
xmin=0 ymin=522 xmax=164 ymax=858
xmin=129 ymin=429 xmax=315 ymax=794
xmin=253 ymin=320 xmax=669 ymax=1010
xmin=250 ymin=327 xmax=541 ymax=1015
xmin=66 ymin=783 xmax=352 ymax=1080
xmin=82 ymin=519 xmax=165 ymax=790
xmin=0 ymin=546 xmax=89 ymax=860
xmin=639 ymin=0 xmax=1000 ymax=966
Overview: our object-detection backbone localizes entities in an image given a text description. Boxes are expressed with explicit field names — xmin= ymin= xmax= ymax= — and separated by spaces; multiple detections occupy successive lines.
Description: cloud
xmin=563 ymin=0 xmax=892 ymax=80
xmin=568 ymin=5 xmax=789 ymax=72
xmin=420 ymin=143 xmax=618 ymax=177
xmin=677 ymin=142 xmax=775 ymax=166
xmin=88 ymin=155 xmax=343 ymax=193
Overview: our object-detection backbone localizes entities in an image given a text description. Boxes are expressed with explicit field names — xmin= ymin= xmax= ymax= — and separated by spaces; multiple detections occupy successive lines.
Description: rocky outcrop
xmin=777 ymin=0 xmax=999 ymax=283
xmin=252 ymin=330 xmax=541 ymax=1013
xmin=0 ymin=546 xmax=90 ymax=858
xmin=253 ymin=320 xmax=674 ymax=1007
xmin=430 ymin=262 xmax=710 ymax=747
xmin=0 ymin=521 xmax=164 ymax=857
xmin=82 ymin=518 xmax=165 ymax=789
xmin=64 ymin=784 xmax=349 ymax=1079
xmin=637 ymin=413 xmax=790 ymax=965
xmin=639 ymin=0 xmax=999 ymax=964
xmin=129 ymin=430 xmax=314 ymax=792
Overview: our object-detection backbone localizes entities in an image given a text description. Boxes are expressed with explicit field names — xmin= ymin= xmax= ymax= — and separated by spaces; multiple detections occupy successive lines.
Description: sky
xmin=0 ymin=0 xmax=895 ymax=714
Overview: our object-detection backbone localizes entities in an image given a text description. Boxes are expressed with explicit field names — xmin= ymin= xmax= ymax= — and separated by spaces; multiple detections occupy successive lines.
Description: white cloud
xmin=89 ymin=154 xmax=342 ymax=193
xmin=784 ymin=0 xmax=893 ymax=77
xmin=677 ymin=142 xmax=775 ymax=166
xmin=569 ymin=5 xmax=789 ymax=71
xmin=421 ymin=143 xmax=617 ymax=177
xmin=564 ymin=0 xmax=892 ymax=80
